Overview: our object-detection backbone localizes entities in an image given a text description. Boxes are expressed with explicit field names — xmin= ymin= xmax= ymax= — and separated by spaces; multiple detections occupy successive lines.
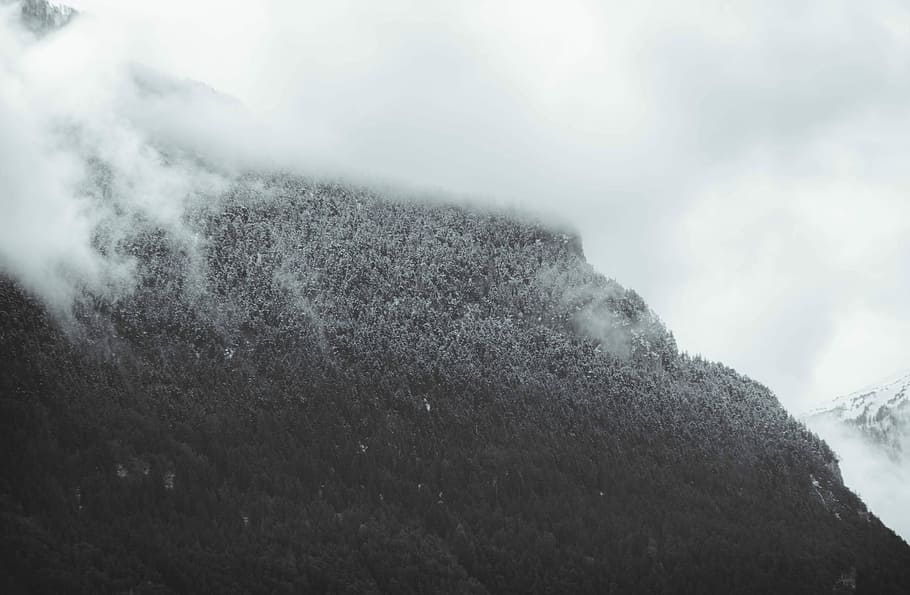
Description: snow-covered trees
xmin=1 ymin=173 xmax=907 ymax=593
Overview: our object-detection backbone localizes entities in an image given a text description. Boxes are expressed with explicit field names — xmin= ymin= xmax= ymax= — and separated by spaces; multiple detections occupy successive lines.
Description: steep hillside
xmin=2 ymin=174 xmax=910 ymax=594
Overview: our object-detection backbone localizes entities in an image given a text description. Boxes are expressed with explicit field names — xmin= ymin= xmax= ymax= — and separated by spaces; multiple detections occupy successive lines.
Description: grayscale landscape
xmin=2 ymin=1 xmax=909 ymax=593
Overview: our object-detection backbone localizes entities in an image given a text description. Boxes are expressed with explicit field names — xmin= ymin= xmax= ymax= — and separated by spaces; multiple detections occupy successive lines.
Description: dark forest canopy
xmin=2 ymin=174 xmax=909 ymax=594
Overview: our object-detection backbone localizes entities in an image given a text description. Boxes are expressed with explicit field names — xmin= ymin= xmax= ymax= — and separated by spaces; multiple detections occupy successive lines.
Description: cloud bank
xmin=0 ymin=1 xmax=276 ymax=308
xmin=2 ymin=0 xmax=909 ymax=415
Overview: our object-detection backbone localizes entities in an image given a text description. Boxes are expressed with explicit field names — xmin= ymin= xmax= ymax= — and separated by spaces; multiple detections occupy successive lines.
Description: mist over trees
xmin=3 ymin=2 xmax=910 ymax=593
xmin=2 ymin=175 xmax=909 ymax=594
xmin=805 ymin=374 xmax=910 ymax=542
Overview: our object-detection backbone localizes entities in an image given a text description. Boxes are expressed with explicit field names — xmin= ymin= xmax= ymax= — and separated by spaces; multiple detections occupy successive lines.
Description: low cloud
xmin=1 ymin=0 xmax=909 ymax=411
xmin=0 ymin=3 xmax=259 ymax=308
xmin=809 ymin=418 xmax=910 ymax=542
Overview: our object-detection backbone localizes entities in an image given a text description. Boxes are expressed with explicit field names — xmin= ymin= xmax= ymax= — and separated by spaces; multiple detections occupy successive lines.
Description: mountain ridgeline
xmin=806 ymin=372 xmax=910 ymax=462
xmin=2 ymin=173 xmax=909 ymax=594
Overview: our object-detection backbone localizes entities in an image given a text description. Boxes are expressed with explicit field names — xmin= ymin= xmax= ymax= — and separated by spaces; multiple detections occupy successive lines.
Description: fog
xmin=2 ymin=0 xmax=909 ymax=414
xmin=809 ymin=417 xmax=910 ymax=542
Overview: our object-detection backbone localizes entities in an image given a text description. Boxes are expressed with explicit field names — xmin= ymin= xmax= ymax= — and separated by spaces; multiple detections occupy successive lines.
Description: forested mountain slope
xmin=2 ymin=174 xmax=910 ymax=594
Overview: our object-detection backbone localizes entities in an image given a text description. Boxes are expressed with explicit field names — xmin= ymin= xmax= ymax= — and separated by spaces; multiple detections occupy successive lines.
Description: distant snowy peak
xmin=19 ymin=0 xmax=77 ymax=35
xmin=806 ymin=370 xmax=910 ymax=458
xmin=807 ymin=371 xmax=910 ymax=423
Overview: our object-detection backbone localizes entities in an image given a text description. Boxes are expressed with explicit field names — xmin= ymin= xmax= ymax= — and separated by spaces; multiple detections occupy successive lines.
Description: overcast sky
xmin=4 ymin=0 xmax=910 ymax=411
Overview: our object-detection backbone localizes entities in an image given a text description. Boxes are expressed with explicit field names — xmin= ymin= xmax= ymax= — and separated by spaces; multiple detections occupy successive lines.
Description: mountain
xmin=2 ymin=172 xmax=910 ymax=594
xmin=2 ymin=2 xmax=910 ymax=592
xmin=804 ymin=372 xmax=910 ymax=543
xmin=805 ymin=372 xmax=910 ymax=461
xmin=16 ymin=0 xmax=77 ymax=35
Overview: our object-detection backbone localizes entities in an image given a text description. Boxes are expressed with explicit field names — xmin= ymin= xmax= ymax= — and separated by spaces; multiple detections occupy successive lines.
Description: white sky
xmin=6 ymin=0 xmax=910 ymax=411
